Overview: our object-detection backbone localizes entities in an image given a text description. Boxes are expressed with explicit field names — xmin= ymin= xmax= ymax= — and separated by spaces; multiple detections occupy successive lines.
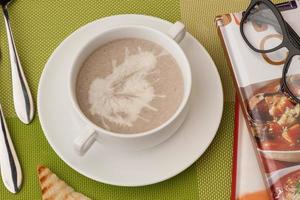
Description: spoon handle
xmin=2 ymin=6 xmax=34 ymax=124
xmin=0 ymin=103 xmax=22 ymax=193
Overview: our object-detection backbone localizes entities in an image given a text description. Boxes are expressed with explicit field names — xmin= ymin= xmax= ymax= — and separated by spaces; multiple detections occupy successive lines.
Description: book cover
xmin=216 ymin=1 xmax=300 ymax=199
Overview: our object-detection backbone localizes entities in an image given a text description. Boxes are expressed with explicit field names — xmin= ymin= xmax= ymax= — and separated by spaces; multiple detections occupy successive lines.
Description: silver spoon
xmin=0 ymin=0 xmax=34 ymax=124
xmin=0 ymin=102 xmax=22 ymax=193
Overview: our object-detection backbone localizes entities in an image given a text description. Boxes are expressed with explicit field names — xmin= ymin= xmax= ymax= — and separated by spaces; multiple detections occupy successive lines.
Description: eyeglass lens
xmin=285 ymin=55 xmax=300 ymax=99
xmin=243 ymin=2 xmax=283 ymax=51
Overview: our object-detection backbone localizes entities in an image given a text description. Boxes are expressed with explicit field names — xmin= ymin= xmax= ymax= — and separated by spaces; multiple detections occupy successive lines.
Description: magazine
xmin=216 ymin=1 xmax=300 ymax=199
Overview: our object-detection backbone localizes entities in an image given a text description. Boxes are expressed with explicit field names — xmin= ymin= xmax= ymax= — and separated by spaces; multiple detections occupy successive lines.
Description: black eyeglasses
xmin=240 ymin=0 xmax=300 ymax=103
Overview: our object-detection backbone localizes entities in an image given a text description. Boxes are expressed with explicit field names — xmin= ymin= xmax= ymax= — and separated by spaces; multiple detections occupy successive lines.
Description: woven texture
xmin=0 ymin=0 xmax=240 ymax=199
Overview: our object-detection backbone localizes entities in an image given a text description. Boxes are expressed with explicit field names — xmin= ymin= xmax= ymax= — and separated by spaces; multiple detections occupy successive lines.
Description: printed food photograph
xmin=271 ymin=167 xmax=300 ymax=200
xmin=246 ymin=80 xmax=300 ymax=153
xmin=241 ymin=78 xmax=300 ymax=199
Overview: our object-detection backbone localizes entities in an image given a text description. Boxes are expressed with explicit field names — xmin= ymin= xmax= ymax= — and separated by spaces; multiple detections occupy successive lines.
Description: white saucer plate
xmin=38 ymin=15 xmax=224 ymax=186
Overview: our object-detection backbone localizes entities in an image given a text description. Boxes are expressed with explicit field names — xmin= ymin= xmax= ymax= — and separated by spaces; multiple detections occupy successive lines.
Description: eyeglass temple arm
xmin=286 ymin=22 xmax=300 ymax=49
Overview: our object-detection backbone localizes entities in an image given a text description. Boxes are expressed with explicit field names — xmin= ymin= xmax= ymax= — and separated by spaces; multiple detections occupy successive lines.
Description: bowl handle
xmin=74 ymin=126 xmax=96 ymax=156
xmin=167 ymin=21 xmax=186 ymax=43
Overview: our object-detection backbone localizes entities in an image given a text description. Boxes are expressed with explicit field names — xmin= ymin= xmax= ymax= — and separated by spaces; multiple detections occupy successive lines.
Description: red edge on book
xmin=231 ymin=95 xmax=240 ymax=200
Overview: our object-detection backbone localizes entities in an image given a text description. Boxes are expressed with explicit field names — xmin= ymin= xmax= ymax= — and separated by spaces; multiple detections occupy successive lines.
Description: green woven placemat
xmin=0 ymin=0 xmax=251 ymax=199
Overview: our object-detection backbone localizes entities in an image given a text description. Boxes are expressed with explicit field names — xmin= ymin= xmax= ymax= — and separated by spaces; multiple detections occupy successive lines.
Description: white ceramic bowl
xmin=68 ymin=22 xmax=192 ymax=156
